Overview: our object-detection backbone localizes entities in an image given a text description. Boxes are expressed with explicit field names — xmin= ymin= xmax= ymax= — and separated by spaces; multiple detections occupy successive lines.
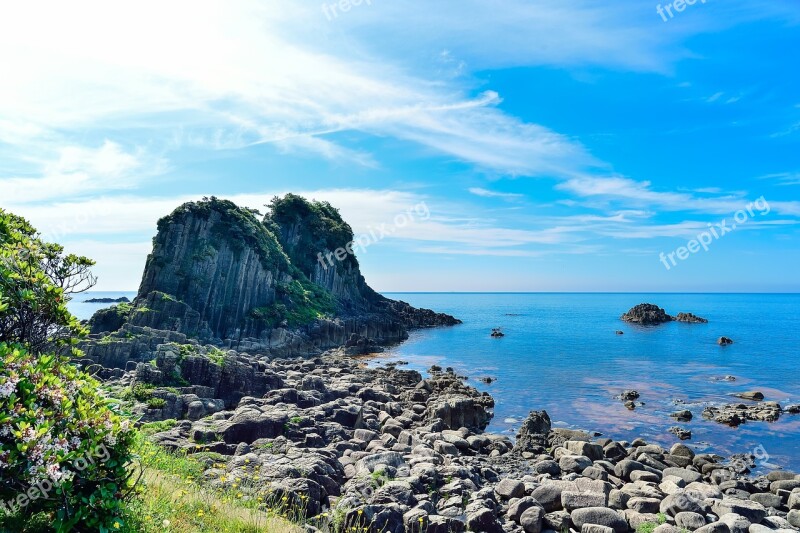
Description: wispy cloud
xmin=557 ymin=175 xmax=800 ymax=217
xmin=468 ymin=187 xmax=524 ymax=200
xmin=760 ymin=172 xmax=800 ymax=186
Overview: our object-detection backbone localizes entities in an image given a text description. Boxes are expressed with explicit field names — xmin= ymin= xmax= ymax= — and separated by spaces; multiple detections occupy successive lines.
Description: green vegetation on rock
xmin=157 ymin=196 xmax=292 ymax=274
xmin=266 ymin=193 xmax=357 ymax=275
xmin=250 ymin=279 xmax=336 ymax=328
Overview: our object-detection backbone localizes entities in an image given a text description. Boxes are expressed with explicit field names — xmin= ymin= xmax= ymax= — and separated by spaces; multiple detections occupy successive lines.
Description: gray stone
xmin=562 ymin=491 xmax=608 ymax=511
xmin=570 ymin=507 xmax=628 ymax=533
xmin=675 ymin=512 xmax=707 ymax=530
xmin=466 ymin=507 xmax=503 ymax=533
xmin=564 ymin=440 xmax=605 ymax=461
xmin=789 ymin=490 xmax=800 ymax=510
xmin=695 ymin=523 xmax=731 ymax=533
xmin=508 ymin=497 xmax=540 ymax=523
xmin=535 ymin=459 xmax=562 ymax=476
xmin=760 ymin=515 xmax=794 ymax=530
xmin=495 ymin=478 xmax=526 ymax=500
xmin=719 ymin=513 xmax=751 ymax=533
xmin=521 ymin=505 xmax=546 ymax=533
xmin=749 ymin=492 xmax=782 ymax=509
xmin=712 ymin=499 xmax=767 ymax=524
xmin=560 ymin=455 xmax=593 ymax=474
xmin=615 ymin=460 xmax=646 ymax=480
xmin=533 ymin=483 xmax=568 ymax=512
xmin=787 ymin=510 xmax=800 ymax=528
xmin=544 ymin=510 xmax=571 ymax=531
xmin=582 ymin=526 xmax=615 ymax=533
xmin=660 ymin=490 xmax=706 ymax=516
xmin=628 ymin=497 xmax=662 ymax=514
xmin=663 ymin=467 xmax=703 ymax=484
xmin=771 ymin=479 xmax=800 ymax=493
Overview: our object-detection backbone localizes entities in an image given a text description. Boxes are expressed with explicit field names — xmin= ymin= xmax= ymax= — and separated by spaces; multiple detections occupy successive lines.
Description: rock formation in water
xmin=621 ymin=304 xmax=708 ymax=325
xmin=85 ymin=195 xmax=459 ymax=359
xmin=621 ymin=304 xmax=674 ymax=325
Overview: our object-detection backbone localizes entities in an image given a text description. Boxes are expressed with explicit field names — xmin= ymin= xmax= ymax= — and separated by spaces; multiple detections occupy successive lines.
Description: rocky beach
xmin=80 ymin=325 xmax=800 ymax=533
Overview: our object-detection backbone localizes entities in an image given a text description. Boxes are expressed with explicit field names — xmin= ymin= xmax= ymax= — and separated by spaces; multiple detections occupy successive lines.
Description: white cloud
xmin=0 ymin=141 xmax=164 ymax=204
xmin=0 ymin=2 xmax=601 ymax=177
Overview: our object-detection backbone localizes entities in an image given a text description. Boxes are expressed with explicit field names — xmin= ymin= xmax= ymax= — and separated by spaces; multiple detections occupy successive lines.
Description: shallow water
xmin=378 ymin=293 xmax=800 ymax=473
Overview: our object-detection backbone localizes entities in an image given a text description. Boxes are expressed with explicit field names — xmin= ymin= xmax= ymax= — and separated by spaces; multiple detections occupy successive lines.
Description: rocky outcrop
xmin=88 ymin=196 xmax=459 ymax=356
xmin=86 ymin=303 xmax=132 ymax=334
xmin=621 ymin=304 xmax=673 ymax=325
xmin=675 ymin=312 xmax=709 ymax=324
xmin=702 ymin=402 xmax=784 ymax=426
xmin=621 ymin=304 xmax=708 ymax=325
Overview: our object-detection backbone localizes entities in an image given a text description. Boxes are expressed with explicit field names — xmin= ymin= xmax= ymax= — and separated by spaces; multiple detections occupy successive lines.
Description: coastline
xmin=88 ymin=322 xmax=800 ymax=533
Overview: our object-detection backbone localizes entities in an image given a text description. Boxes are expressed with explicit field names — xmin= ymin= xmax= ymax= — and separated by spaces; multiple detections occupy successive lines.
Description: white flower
xmin=0 ymin=376 xmax=19 ymax=398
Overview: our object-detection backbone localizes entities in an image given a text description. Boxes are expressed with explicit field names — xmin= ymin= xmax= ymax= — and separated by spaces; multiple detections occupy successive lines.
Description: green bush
xmin=130 ymin=383 xmax=155 ymax=402
xmin=0 ymin=342 xmax=136 ymax=531
xmin=146 ymin=397 xmax=166 ymax=410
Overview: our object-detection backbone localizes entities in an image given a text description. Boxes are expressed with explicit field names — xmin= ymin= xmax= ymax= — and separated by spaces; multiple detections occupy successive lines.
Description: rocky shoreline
xmin=86 ymin=328 xmax=800 ymax=533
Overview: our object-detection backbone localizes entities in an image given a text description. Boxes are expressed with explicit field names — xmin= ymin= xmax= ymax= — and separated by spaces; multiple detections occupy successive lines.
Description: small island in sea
xmin=84 ymin=296 xmax=131 ymax=304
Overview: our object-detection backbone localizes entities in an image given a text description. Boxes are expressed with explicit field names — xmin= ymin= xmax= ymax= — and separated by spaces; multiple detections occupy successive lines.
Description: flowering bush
xmin=0 ymin=342 xmax=136 ymax=531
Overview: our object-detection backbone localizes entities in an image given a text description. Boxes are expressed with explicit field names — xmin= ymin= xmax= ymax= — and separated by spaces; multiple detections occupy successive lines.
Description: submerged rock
xmin=669 ymin=426 xmax=692 ymax=440
xmin=735 ymin=391 xmax=765 ymax=401
xmin=670 ymin=410 xmax=693 ymax=421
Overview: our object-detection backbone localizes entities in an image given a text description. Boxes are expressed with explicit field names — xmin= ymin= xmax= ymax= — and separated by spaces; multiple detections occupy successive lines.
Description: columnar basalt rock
xmin=86 ymin=196 xmax=459 ymax=358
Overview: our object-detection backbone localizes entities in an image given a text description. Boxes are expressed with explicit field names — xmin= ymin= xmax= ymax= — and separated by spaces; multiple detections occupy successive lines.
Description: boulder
xmin=570 ymin=507 xmax=627 ymax=533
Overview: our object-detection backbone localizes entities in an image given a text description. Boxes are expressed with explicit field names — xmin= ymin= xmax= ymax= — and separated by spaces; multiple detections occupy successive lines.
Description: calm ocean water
xmin=379 ymin=293 xmax=800 ymax=473
xmin=70 ymin=292 xmax=800 ymax=471
xmin=69 ymin=291 xmax=138 ymax=322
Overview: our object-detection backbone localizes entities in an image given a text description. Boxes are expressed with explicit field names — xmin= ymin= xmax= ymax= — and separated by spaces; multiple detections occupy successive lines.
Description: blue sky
xmin=1 ymin=1 xmax=799 ymax=292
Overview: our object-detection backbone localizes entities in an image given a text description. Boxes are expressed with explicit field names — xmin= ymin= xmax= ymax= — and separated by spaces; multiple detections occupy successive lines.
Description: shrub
xmin=0 ymin=343 xmax=137 ymax=531
xmin=146 ymin=398 xmax=166 ymax=410
xmin=130 ymin=383 xmax=155 ymax=402
xmin=0 ymin=209 xmax=95 ymax=355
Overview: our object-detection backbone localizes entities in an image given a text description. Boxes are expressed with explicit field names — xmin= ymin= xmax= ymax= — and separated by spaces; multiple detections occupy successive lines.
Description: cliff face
xmin=132 ymin=199 xmax=293 ymax=340
xmin=266 ymin=194 xmax=383 ymax=313
xmin=106 ymin=195 xmax=458 ymax=356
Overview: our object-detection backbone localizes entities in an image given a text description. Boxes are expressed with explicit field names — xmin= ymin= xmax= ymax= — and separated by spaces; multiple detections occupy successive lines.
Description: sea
xmin=70 ymin=292 xmax=800 ymax=472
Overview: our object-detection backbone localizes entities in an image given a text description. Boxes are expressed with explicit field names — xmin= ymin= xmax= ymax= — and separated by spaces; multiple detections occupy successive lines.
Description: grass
xmin=636 ymin=512 xmax=668 ymax=533
xmin=119 ymin=436 xmax=305 ymax=533
xmin=0 ymin=434 xmax=303 ymax=533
